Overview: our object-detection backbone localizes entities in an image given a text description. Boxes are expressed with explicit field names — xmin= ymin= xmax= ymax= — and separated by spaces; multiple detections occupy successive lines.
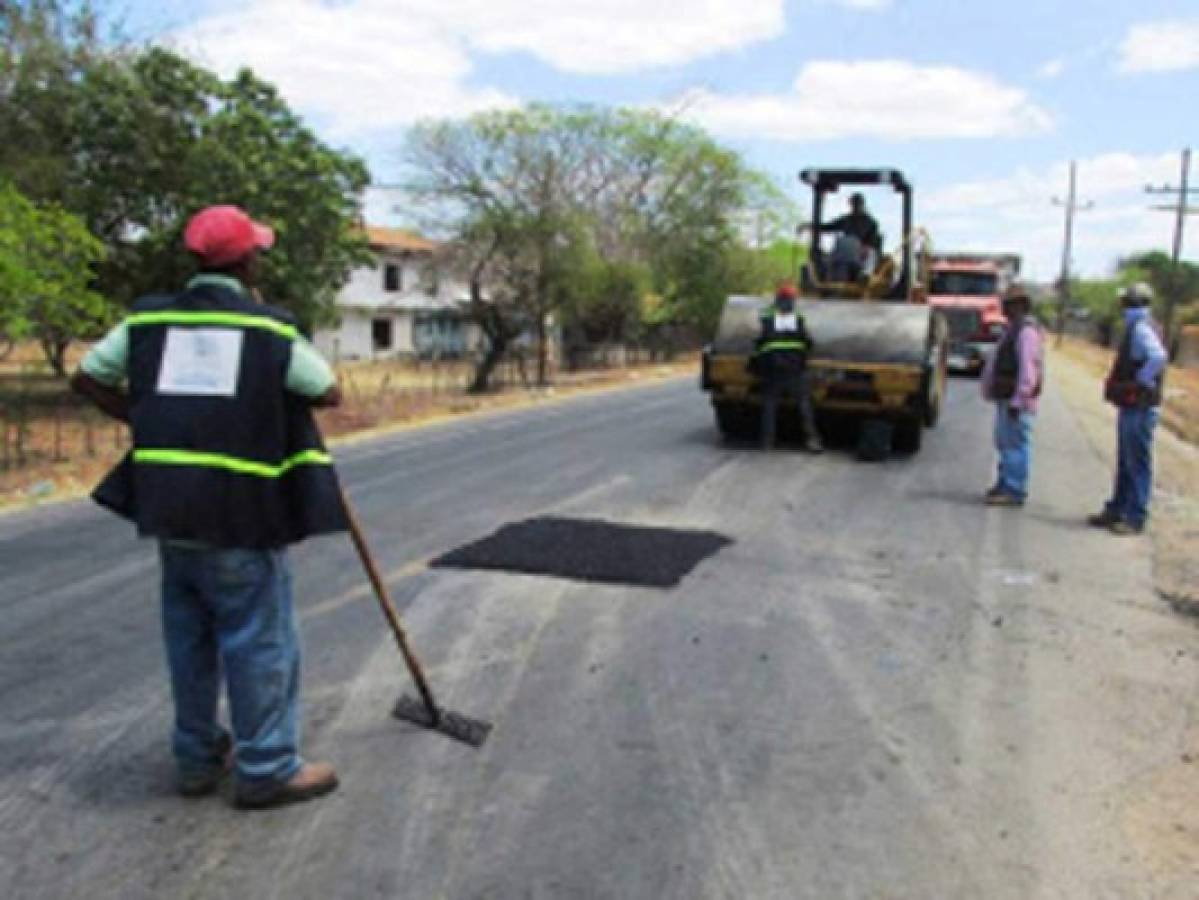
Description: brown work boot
xmin=985 ymin=491 xmax=1024 ymax=507
xmin=234 ymin=762 xmax=339 ymax=810
xmin=1108 ymin=520 xmax=1144 ymax=536
xmin=176 ymin=733 xmax=234 ymax=799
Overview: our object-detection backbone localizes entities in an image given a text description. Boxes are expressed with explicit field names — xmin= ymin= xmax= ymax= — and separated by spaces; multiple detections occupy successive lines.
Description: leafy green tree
xmin=1066 ymin=278 xmax=1122 ymax=346
xmin=405 ymin=104 xmax=788 ymax=390
xmin=0 ymin=1 xmax=108 ymax=205
xmin=0 ymin=181 xmax=109 ymax=374
xmin=1118 ymin=251 xmax=1199 ymax=348
xmin=2 ymin=5 xmax=371 ymax=330
xmin=560 ymin=251 xmax=651 ymax=347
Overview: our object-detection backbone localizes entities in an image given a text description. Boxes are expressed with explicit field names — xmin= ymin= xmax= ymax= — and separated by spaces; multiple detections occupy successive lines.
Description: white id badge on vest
xmin=774 ymin=313 xmax=798 ymax=332
xmin=157 ymin=328 xmax=244 ymax=397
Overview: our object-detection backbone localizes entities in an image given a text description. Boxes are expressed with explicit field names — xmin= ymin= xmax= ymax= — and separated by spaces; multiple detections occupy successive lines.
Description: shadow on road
xmin=906 ymin=488 xmax=989 ymax=509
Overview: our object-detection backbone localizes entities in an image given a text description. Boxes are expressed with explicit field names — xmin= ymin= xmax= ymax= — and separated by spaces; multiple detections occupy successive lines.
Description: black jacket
xmin=822 ymin=212 xmax=881 ymax=251
xmin=751 ymin=306 xmax=813 ymax=379
xmin=1105 ymin=319 xmax=1164 ymax=408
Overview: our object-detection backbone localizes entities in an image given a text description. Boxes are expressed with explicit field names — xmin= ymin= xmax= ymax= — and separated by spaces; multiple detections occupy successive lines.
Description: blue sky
xmin=119 ymin=0 xmax=1198 ymax=280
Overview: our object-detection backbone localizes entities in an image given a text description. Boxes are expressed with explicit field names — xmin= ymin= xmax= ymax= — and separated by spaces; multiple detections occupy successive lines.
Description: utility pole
xmin=1145 ymin=147 xmax=1198 ymax=349
xmin=1051 ymin=161 xmax=1093 ymax=345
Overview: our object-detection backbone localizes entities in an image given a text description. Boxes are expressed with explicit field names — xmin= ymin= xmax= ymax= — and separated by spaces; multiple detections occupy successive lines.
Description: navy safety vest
xmin=93 ymin=284 xmax=349 ymax=548
xmin=1105 ymin=319 xmax=1164 ymax=408
xmin=752 ymin=306 xmax=811 ymax=379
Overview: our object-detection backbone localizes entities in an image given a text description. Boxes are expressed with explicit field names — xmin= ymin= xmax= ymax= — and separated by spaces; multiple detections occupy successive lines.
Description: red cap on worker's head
xmin=776 ymin=281 xmax=799 ymax=300
xmin=184 ymin=205 xmax=275 ymax=268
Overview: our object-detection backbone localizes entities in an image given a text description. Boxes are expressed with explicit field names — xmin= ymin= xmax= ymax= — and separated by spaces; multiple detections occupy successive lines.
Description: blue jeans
xmin=993 ymin=404 xmax=1033 ymax=499
xmin=159 ymin=544 xmax=302 ymax=786
xmin=1104 ymin=406 xmax=1159 ymax=528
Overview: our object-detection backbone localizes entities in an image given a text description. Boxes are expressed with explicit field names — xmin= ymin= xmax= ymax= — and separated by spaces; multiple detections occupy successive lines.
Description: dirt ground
xmin=1051 ymin=339 xmax=1199 ymax=611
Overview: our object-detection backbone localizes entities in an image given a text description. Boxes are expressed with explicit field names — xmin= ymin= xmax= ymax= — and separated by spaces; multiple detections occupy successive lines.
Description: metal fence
xmin=0 ymin=388 xmax=128 ymax=473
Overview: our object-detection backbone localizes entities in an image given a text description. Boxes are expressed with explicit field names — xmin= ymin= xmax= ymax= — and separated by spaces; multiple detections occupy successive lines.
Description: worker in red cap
xmin=750 ymin=281 xmax=822 ymax=452
xmin=72 ymin=204 xmax=347 ymax=809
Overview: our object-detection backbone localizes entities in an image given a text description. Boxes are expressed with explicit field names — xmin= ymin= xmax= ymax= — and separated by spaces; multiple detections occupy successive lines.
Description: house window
xmin=421 ymin=264 xmax=440 ymax=297
xmin=413 ymin=312 xmax=463 ymax=357
xmin=371 ymin=318 xmax=393 ymax=351
xmin=383 ymin=263 xmax=402 ymax=292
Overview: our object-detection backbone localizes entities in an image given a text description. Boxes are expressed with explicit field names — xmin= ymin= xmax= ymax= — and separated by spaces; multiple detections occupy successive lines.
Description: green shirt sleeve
xmin=83 ymin=319 xmax=333 ymax=397
xmin=286 ymin=337 xmax=336 ymax=398
xmin=79 ymin=322 xmax=130 ymax=386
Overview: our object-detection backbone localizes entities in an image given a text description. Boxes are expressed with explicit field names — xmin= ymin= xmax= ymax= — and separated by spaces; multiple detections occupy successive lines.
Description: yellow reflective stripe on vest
xmin=133 ymin=448 xmax=332 ymax=478
xmin=760 ymin=340 xmax=808 ymax=352
xmin=125 ymin=311 xmax=298 ymax=340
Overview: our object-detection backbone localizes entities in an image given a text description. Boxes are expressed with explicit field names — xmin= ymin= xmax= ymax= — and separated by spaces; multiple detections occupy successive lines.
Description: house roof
xmin=364 ymin=227 xmax=437 ymax=254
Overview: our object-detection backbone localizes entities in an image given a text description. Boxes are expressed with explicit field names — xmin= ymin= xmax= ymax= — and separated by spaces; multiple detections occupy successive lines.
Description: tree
xmin=0 ymin=181 xmax=109 ymax=374
xmin=1 ymin=5 xmax=372 ymax=330
xmin=560 ymin=251 xmax=651 ymax=350
xmin=405 ymin=104 xmax=787 ymax=390
xmin=407 ymin=106 xmax=617 ymax=389
xmin=1118 ymin=251 xmax=1199 ymax=350
xmin=1067 ymin=277 xmax=1122 ymax=346
xmin=0 ymin=1 xmax=108 ymax=205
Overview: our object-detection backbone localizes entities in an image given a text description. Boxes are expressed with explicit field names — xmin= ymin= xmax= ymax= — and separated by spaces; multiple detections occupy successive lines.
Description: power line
xmin=1145 ymin=147 xmax=1197 ymax=342
xmin=1051 ymin=160 xmax=1093 ymax=344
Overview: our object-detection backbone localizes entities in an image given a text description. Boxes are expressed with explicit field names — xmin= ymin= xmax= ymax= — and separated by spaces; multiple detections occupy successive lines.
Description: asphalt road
xmin=2 ymin=374 xmax=1196 ymax=899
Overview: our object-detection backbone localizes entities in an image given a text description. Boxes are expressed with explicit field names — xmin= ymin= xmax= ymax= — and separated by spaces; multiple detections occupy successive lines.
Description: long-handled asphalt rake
xmin=340 ymin=489 xmax=492 ymax=748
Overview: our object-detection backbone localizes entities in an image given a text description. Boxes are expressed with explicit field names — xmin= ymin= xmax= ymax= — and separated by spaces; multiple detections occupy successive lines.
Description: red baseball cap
xmin=184 ymin=205 xmax=275 ymax=267
xmin=776 ymin=281 xmax=799 ymax=299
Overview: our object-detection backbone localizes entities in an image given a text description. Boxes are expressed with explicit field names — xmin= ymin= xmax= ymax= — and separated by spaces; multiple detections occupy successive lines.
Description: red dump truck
xmin=927 ymin=253 xmax=1021 ymax=375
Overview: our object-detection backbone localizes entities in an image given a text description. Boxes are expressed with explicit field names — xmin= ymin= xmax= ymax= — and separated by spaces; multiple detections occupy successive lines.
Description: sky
xmin=116 ymin=0 xmax=1198 ymax=282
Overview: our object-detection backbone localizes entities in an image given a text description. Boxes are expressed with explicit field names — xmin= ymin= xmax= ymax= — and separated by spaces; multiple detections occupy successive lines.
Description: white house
xmin=314 ymin=228 xmax=482 ymax=361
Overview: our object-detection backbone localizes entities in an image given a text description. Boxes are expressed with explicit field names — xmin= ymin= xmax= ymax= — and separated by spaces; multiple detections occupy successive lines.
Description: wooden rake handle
xmin=339 ymin=487 xmax=441 ymax=722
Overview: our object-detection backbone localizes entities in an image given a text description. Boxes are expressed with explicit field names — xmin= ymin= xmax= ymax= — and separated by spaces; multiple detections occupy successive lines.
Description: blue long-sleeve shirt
xmin=1123 ymin=307 xmax=1167 ymax=387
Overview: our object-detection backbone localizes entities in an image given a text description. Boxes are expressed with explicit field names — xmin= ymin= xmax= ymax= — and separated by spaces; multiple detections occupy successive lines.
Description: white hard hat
xmin=1119 ymin=282 xmax=1154 ymax=307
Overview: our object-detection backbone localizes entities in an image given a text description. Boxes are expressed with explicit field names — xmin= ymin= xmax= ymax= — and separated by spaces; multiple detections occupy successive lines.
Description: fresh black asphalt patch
xmin=430 ymin=516 xmax=733 ymax=588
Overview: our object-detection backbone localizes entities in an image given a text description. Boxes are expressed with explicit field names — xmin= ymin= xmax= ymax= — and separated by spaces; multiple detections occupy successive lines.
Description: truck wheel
xmin=894 ymin=416 xmax=924 ymax=454
xmin=924 ymin=344 xmax=947 ymax=428
xmin=924 ymin=375 xmax=941 ymax=428
xmin=714 ymin=403 xmax=758 ymax=440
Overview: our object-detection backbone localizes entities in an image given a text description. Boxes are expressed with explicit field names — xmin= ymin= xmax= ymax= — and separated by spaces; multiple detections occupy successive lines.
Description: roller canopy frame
xmin=799 ymin=167 xmax=914 ymax=301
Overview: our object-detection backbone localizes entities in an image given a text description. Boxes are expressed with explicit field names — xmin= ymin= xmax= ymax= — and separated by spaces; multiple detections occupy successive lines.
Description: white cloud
xmin=170 ymin=0 xmax=788 ymax=134
xmin=417 ymin=0 xmax=785 ymax=75
xmin=171 ymin=1 xmax=516 ymax=136
xmin=921 ymin=153 xmax=1188 ymax=280
xmin=680 ymin=60 xmax=1052 ymax=141
xmin=1037 ymin=58 xmax=1065 ymax=79
xmin=1118 ymin=18 xmax=1199 ymax=73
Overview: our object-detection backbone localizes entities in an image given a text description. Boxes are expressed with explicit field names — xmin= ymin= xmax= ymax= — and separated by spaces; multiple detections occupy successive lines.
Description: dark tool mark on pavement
xmin=430 ymin=516 xmax=733 ymax=588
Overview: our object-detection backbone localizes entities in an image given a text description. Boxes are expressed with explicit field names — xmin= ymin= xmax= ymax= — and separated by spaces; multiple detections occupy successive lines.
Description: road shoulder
xmin=1048 ymin=343 xmax=1199 ymax=611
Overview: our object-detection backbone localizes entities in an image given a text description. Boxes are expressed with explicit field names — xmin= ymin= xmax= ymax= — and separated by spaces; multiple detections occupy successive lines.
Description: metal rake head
xmin=392 ymin=693 xmax=492 ymax=748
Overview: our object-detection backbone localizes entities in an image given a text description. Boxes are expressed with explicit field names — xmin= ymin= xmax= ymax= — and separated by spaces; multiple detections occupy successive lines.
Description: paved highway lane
xmin=2 ymin=376 xmax=1196 ymax=899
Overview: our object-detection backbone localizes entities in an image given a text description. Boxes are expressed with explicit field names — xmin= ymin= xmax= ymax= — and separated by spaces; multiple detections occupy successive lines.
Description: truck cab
xmin=927 ymin=255 xmax=1018 ymax=375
